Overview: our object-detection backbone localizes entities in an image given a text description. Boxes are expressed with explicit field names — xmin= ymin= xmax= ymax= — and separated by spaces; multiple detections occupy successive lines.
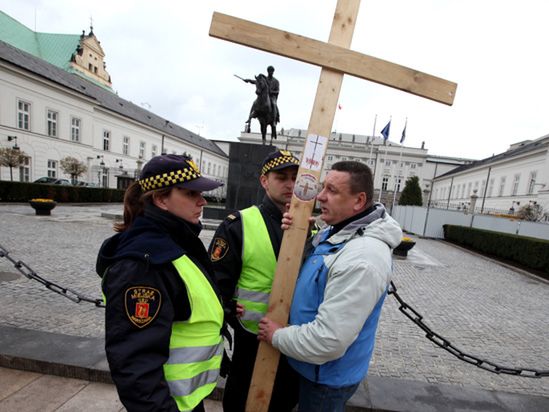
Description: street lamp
xmin=96 ymin=155 xmax=106 ymax=187
xmin=7 ymin=135 xmax=19 ymax=150
xmin=135 ymin=156 xmax=144 ymax=178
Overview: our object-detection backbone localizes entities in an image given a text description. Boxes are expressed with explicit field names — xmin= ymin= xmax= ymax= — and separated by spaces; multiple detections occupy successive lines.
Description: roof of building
xmin=0 ymin=11 xmax=81 ymax=70
xmin=0 ymin=38 xmax=226 ymax=157
xmin=436 ymin=134 xmax=549 ymax=179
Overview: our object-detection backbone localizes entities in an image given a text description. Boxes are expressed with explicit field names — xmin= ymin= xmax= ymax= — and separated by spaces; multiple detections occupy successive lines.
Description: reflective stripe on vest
xmin=164 ymin=255 xmax=224 ymax=411
xmin=236 ymin=206 xmax=277 ymax=334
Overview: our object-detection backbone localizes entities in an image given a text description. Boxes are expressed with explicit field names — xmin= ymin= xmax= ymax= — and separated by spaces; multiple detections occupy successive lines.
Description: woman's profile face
xmin=154 ymin=187 xmax=207 ymax=224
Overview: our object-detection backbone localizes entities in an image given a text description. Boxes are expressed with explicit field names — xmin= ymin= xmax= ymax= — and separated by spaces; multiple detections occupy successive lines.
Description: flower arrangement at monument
xmin=393 ymin=236 xmax=416 ymax=257
xmin=29 ymin=198 xmax=57 ymax=215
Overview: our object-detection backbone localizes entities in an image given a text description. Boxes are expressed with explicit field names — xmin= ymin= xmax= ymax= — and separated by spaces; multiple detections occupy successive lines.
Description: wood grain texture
xmin=210 ymin=11 xmax=456 ymax=105
xmin=245 ymin=1 xmax=361 ymax=411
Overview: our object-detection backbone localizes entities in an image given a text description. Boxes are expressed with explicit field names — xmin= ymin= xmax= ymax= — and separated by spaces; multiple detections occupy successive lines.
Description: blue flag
xmin=400 ymin=122 xmax=407 ymax=144
xmin=381 ymin=121 xmax=391 ymax=141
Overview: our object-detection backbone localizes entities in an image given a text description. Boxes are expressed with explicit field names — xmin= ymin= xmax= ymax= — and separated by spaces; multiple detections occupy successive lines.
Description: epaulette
xmin=224 ymin=212 xmax=241 ymax=224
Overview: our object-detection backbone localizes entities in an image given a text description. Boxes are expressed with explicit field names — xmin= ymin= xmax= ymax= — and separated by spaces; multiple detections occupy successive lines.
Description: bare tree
xmin=60 ymin=156 xmax=88 ymax=184
xmin=0 ymin=147 xmax=27 ymax=181
xmin=517 ymin=202 xmax=545 ymax=222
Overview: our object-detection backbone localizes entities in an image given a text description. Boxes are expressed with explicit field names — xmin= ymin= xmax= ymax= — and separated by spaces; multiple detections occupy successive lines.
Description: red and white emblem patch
xmin=125 ymin=286 xmax=161 ymax=328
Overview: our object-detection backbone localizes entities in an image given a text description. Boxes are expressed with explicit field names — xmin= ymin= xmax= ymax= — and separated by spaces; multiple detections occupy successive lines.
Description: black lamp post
xmin=96 ymin=155 xmax=106 ymax=187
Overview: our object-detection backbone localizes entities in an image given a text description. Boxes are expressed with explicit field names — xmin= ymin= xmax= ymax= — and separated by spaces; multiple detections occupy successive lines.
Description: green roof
xmin=0 ymin=11 xmax=80 ymax=70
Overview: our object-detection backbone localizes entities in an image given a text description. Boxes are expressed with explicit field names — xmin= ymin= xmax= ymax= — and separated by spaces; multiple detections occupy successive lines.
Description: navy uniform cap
xmin=260 ymin=150 xmax=300 ymax=176
xmin=138 ymin=154 xmax=223 ymax=192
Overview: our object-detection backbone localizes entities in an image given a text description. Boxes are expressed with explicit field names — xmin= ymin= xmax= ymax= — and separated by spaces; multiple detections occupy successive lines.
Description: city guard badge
xmin=125 ymin=286 xmax=161 ymax=328
xmin=211 ymin=237 xmax=229 ymax=262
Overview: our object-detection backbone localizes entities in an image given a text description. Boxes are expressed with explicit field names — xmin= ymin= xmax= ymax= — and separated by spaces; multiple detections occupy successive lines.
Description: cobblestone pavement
xmin=1 ymin=204 xmax=548 ymax=398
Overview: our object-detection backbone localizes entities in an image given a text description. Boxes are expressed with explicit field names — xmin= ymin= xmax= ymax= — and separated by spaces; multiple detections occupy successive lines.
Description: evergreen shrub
xmin=443 ymin=224 xmax=549 ymax=276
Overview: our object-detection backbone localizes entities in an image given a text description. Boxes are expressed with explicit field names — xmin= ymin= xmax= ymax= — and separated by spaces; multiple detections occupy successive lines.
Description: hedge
xmin=443 ymin=224 xmax=549 ymax=275
xmin=0 ymin=180 xmax=124 ymax=203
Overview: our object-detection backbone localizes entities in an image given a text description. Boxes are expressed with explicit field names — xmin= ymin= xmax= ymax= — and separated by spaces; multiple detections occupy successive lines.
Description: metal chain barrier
xmin=1 ymin=244 xmax=548 ymax=377
xmin=388 ymin=281 xmax=548 ymax=378
xmin=0 ymin=244 xmax=104 ymax=308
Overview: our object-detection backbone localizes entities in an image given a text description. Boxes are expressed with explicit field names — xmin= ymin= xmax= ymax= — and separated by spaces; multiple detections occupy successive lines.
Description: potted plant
xmin=393 ymin=236 xmax=416 ymax=257
xmin=29 ymin=198 xmax=57 ymax=215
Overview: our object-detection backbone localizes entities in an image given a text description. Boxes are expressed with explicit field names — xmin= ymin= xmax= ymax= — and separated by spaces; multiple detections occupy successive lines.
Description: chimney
xmin=421 ymin=141 xmax=425 ymax=149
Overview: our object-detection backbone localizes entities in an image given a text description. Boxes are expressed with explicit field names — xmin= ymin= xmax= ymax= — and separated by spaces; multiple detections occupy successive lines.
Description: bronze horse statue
xmin=244 ymin=74 xmax=277 ymax=145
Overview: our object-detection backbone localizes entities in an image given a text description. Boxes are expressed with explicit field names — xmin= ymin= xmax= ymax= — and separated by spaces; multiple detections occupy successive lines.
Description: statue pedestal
xmin=203 ymin=142 xmax=276 ymax=220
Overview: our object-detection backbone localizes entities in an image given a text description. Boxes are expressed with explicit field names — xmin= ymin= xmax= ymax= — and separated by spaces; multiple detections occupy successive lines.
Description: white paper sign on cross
xmin=209 ymin=1 xmax=457 ymax=410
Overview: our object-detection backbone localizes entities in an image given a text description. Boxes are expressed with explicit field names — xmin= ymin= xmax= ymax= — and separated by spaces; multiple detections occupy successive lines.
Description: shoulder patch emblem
xmin=211 ymin=237 xmax=229 ymax=262
xmin=125 ymin=286 xmax=161 ymax=328
xmin=227 ymin=214 xmax=237 ymax=221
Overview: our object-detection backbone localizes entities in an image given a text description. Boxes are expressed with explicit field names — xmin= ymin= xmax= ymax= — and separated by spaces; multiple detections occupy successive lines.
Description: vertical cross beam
xmin=246 ymin=4 xmax=360 ymax=410
xmin=209 ymin=1 xmax=456 ymax=410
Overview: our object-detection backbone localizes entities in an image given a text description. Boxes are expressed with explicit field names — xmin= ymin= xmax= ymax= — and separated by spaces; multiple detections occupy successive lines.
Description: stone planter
xmin=29 ymin=200 xmax=57 ymax=216
xmin=393 ymin=240 xmax=416 ymax=257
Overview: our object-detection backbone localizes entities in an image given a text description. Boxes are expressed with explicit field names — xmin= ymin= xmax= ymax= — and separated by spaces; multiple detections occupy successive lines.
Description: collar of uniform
xmin=259 ymin=194 xmax=283 ymax=221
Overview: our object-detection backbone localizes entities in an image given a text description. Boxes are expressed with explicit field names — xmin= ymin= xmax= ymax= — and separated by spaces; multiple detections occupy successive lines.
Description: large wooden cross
xmin=209 ymin=1 xmax=456 ymax=411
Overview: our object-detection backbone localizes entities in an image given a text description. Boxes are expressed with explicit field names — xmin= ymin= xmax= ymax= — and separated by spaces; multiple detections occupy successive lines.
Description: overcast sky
xmin=2 ymin=0 xmax=548 ymax=160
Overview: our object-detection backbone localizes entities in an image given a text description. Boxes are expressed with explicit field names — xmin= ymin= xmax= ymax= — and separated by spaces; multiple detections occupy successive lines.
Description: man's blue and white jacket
xmin=272 ymin=203 xmax=402 ymax=387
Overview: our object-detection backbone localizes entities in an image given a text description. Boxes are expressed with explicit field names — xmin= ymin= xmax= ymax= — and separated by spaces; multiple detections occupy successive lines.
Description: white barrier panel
xmin=518 ymin=220 xmax=549 ymax=240
xmin=392 ymin=205 xmax=548 ymax=240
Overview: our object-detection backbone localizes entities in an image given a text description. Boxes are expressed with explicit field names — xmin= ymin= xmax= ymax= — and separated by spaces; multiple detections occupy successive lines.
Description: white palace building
xmin=0 ymin=11 xmax=228 ymax=199
xmin=429 ymin=135 xmax=549 ymax=216
xmin=239 ymin=129 xmax=472 ymax=206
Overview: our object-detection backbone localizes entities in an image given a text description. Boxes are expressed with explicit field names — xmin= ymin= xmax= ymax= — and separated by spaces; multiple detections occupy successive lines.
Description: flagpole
xmin=392 ymin=118 xmax=407 ymax=212
xmin=368 ymin=114 xmax=376 ymax=170
xmin=378 ymin=116 xmax=391 ymax=203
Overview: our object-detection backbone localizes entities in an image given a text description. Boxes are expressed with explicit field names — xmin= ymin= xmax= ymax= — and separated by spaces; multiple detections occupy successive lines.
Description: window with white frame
xmin=47 ymin=110 xmax=58 ymax=137
xmin=17 ymin=100 xmax=30 ymax=130
xmin=512 ymin=174 xmax=520 ymax=195
xmin=467 ymin=182 xmax=472 ymax=197
xmin=71 ymin=117 xmax=81 ymax=142
xmin=382 ymin=176 xmax=389 ymax=190
xmin=480 ymin=180 xmax=486 ymax=196
xmin=488 ymin=178 xmax=494 ymax=197
xmin=123 ymin=136 xmax=130 ymax=155
xmin=395 ymin=177 xmax=402 ymax=192
xmin=528 ymin=171 xmax=537 ymax=194
xmin=139 ymin=141 xmax=146 ymax=159
xmin=498 ymin=176 xmax=506 ymax=196
xmin=19 ymin=157 xmax=31 ymax=182
xmin=151 ymin=144 xmax=158 ymax=158
xmin=103 ymin=130 xmax=111 ymax=151
xmin=47 ymin=160 xmax=57 ymax=177
xmin=410 ymin=163 xmax=416 ymax=169
xmin=213 ymin=164 xmax=217 ymax=176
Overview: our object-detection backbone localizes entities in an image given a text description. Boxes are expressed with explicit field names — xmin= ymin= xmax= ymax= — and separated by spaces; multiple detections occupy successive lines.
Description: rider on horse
xmin=243 ymin=66 xmax=280 ymax=128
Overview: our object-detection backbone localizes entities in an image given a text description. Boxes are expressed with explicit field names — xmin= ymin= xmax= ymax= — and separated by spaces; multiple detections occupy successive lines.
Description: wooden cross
xmin=209 ymin=1 xmax=456 ymax=411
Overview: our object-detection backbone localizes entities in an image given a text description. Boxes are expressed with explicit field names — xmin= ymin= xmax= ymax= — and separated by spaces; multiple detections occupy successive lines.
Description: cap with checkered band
xmin=260 ymin=150 xmax=300 ymax=176
xmin=138 ymin=154 xmax=223 ymax=192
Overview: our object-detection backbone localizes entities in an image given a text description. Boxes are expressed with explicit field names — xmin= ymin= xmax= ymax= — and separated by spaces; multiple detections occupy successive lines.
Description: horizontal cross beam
xmin=210 ymin=12 xmax=457 ymax=105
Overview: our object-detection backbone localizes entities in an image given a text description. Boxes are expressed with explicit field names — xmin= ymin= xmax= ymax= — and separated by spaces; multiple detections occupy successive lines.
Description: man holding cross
xmin=208 ymin=149 xmax=301 ymax=412
xmin=258 ymin=161 xmax=402 ymax=411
